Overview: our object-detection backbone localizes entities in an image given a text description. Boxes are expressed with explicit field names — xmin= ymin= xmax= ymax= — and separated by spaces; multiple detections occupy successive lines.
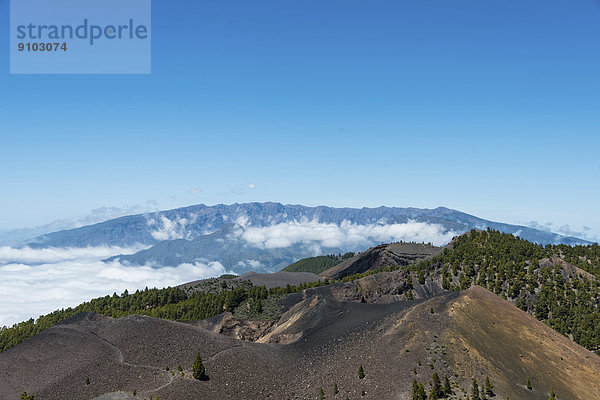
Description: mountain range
xmin=23 ymin=202 xmax=590 ymax=274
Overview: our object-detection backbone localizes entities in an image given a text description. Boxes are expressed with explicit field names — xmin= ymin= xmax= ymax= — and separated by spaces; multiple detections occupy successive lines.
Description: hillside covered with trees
xmin=0 ymin=276 xmax=329 ymax=353
xmin=418 ymin=230 xmax=600 ymax=353
xmin=282 ymin=252 xmax=355 ymax=274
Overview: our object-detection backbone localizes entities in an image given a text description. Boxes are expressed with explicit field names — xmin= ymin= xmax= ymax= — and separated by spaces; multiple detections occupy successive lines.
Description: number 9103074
xmin=18 ymin=42 xmax=67 ymax=52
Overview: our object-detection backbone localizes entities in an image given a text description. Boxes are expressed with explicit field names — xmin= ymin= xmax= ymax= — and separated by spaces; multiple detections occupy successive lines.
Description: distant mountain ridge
xmin=29 ymin=202 xmax=588 ymax=247
xmin=24 ymin=202 xmax=590 ymax=273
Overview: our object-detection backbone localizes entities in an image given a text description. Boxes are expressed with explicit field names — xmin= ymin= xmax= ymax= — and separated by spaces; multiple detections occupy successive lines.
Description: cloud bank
xmin=0 ymin=245 xmax=147 ymax=265
xmin=147 ymin=214 xmax=198 ymax=241
xmin=0 ymin=245 xmax=229 ymax=327
xmin=235 ymin=219 xmax=457 ymax=250
xmin=527 ymin=220 xmax=599 ymax=243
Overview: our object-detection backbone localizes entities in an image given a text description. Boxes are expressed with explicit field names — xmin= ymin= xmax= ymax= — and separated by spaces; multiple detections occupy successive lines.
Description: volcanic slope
xmin=320 ymin=242 xmax=441 ymax=280
xmin=2 ymin=285 xmax=599 ymax=400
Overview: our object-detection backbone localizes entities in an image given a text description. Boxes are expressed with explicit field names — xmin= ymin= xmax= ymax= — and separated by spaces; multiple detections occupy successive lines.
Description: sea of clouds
xmin=145 ymin=213 xmax=459 ymax=252
xmin=235 ymin=219 xmax=457 ymax=250
xmin=0 ymin=245 xmax=229 ymax=327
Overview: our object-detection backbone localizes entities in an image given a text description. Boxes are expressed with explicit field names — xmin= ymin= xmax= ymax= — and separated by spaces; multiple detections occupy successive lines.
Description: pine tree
xmin=358 ymin=364 xmax=365 ymax=379
xmin=319 ymin=386 xmax=325 ymax=400
xmin=471 ymin=378 xmax=481 ymax=400
xmin=412 ymin=379 xmax=427 ymax=400
xmin=443 ymin=375 xmax=453 ymax=396
xmin=548 ymin=387 xmax=556 ymax=400
xmin=484 ymin=375 xmax=494 ymax=396
xmin=412 ymin=379 xmax=420 ymax=400
xmin=429 ymin=372 xmax=443 ymax=399
xmin=526 ymin=377 xmax=532 ymax=390
xmin=192 ymin=351 xmax=207 ymax=381
xmin=333 ymin=382 xmax=339 ymax=394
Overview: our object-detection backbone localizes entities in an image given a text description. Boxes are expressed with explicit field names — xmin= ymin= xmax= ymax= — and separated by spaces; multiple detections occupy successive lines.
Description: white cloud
xmin=0 ymin=245 xmax=145 ymax=265
xmin=188 ymin=188 xmax=202 ymax=194
xmin=235 ymin=259 xmax=263 ymax=269
xmin=147 ymin=214 xmax=197 ymax=241
xmin=527 ymin=220 xmax=553 ymax=232
xmin=248 ymin=183 xmax=255 ymax=189
xmin=234 ymin=215 xmax=250 ymax=228
xmin=237 ymin=219 xmax=457 ymax=250
xmin=0 ymin=246 xmax=229 ymax=327
xmin=556 ymin=224 xmax=599 ymax=242
xmin=246 ymin=260 xmax=262 ymax=268
xmin=527 ymin=220 xmax=599 ymax=242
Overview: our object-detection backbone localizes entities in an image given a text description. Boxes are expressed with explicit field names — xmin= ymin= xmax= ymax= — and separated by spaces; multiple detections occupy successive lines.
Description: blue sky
xmin=1 ymin=0 xmax=599 ymax=239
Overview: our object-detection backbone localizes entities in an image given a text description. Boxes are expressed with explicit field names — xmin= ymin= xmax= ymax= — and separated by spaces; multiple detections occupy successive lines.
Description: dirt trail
xmin=54 ymin=325 xmax=175 ymax=395
xmin=208 ymin=344 xmax=243 ymax=362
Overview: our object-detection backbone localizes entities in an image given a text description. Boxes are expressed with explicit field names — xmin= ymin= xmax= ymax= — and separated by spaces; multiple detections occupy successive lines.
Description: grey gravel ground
xmin=2 ymin=287 xmax=599 ymax=400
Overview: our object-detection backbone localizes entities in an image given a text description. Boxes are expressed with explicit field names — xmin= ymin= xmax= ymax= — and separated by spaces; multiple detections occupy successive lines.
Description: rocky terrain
xmin=2 ymin=282 xmax=599 ymax=399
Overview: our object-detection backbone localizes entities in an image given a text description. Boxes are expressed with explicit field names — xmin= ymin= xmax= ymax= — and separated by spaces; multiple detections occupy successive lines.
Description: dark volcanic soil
xmin=1 ymin=287 xmax=599 ymax=400
xmin=233 ymin=271 xmax=323 ymax=288
xmin=180 ymin=271 xmax=322 ymax=292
